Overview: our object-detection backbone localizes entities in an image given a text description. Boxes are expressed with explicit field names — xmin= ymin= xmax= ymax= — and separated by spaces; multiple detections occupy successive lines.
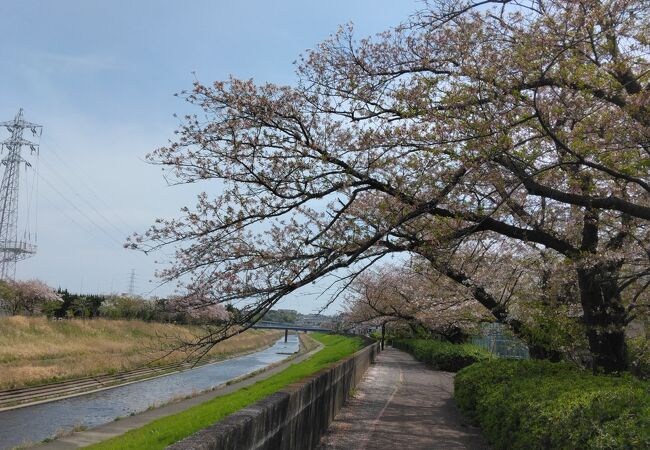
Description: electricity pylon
xmin=0 ymin=109 xmax=41 ymax=280
xmin=127 ymin=268 xmax=136 ymax=296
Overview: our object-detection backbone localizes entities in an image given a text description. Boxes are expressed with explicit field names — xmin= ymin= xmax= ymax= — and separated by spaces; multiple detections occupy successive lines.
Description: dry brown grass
xmin=0 ymin=316 xmax=281 ymax=389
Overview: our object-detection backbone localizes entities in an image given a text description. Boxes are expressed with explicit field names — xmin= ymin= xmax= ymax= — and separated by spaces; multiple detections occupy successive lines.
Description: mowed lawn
xmin=0 ymin=316 xmax=281 ymax=389
xmin=85 ymin=333 xmax=364 ymax=450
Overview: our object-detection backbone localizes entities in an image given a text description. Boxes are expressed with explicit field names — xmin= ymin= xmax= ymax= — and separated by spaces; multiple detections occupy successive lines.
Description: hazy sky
xmin=1 ymin=1 xmax=417 ymax=312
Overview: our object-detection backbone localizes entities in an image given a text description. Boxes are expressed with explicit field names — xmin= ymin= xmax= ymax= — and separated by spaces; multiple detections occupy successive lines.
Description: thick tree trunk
xmin=426 ymin=255 xmax=566 ymax=360
xmin=577 ymin=264 xmax=628 ymax=373
xmin=528 ymin=345 xmax=563 ymax=362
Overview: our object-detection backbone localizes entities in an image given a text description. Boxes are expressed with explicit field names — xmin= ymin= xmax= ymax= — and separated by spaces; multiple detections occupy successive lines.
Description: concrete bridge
xmin=250 ymin=321 xmax=332 ymax=342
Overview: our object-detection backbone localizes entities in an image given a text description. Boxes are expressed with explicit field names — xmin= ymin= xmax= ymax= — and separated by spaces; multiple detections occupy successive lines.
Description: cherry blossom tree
xmin=166 ymin=292 xmax=230 ymax=323
xmin=344 ymin=262 xmax=489 ymax=340
xmin=131 ymin=0 xmax=650 ymax=372
xmin=0 ymin=279 xmax=62 ymax=315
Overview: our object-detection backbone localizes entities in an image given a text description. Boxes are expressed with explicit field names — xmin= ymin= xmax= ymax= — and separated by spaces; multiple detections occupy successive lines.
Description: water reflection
xmin=0 ymin=335 xmax=299 ymax=449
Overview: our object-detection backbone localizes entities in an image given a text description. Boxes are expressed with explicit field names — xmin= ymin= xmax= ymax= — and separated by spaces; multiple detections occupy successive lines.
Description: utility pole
xmin=0 ymin=109 xmax=41 ymax=280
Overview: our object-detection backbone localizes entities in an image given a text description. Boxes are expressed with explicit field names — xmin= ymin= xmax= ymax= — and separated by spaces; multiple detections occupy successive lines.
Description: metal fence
xmin=471 ymin=323 xmax=530 ymax=359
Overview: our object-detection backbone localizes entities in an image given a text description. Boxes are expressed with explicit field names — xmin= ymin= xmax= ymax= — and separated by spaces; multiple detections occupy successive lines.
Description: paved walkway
xmin=318 ymin=347 xmax=488 ymax=450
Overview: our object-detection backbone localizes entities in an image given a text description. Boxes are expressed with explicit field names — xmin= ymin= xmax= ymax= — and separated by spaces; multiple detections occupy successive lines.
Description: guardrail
xmin=251 ymin=323 xmax=332 ymax=333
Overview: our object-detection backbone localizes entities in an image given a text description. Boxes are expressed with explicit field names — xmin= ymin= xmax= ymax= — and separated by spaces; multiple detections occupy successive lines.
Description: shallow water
xmin=0 ymin=335 xmax=299 ymax=449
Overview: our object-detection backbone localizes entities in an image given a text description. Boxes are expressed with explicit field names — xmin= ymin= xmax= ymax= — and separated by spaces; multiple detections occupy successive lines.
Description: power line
xmin=21 ymin=156 xmax=39 ymax=243
xmin=38 ymin=156 xmax=129 ymax=239
xmin=34 ymin=137 xmax=139 ymax=250
xmin=37 ymin=188 xmax=97 ymax=238
xmin=39 ymin=136 xmax=136 ymax=234
xmin=36 ymin=171 xmax=125 ymax=247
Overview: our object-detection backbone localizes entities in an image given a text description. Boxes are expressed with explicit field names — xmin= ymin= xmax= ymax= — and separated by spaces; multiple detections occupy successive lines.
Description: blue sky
xmin=0 ymin=1 xmax=417 ymax=312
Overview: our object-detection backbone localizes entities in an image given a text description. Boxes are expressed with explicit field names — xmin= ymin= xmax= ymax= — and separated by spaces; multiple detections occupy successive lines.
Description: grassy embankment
xmin=85 ymin=333 xmax=364 ymax=450
xmin=0 ymin=316 xmax=282 ymax=389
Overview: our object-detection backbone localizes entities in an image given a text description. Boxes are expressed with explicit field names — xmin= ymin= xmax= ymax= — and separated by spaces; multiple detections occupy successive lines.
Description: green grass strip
xmin=85 ymin=333 xmax=363 ymax=450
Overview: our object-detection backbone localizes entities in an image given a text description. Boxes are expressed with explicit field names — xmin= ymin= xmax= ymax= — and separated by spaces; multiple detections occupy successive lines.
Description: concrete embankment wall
xmin=168 ymin=338 xmax=380 ymax=450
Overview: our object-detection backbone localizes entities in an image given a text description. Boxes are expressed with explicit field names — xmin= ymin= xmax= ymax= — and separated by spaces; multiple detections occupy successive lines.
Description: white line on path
xmin=357 ymin=364 xmax=404 ymax=450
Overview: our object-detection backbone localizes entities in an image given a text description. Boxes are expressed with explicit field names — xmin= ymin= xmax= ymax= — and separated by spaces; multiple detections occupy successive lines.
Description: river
xmin=0 ymin=335 xmax=299 ymax=449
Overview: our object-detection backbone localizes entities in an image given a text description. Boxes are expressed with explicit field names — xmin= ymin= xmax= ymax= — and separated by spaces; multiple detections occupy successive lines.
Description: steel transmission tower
xmin=0 ymin=109 xmax=41 ymax=280
xmin=127 ymin=269 xmax=136 ymax=296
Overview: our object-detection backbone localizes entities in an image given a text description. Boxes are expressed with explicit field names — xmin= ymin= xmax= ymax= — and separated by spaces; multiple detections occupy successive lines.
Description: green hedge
xmin=392 ymin=338 xmax=493 ymax=372
xmin=628 ymin=336 xmax=650 ymax=380
xmin=454 ymin=359 xmax=650 ymax=449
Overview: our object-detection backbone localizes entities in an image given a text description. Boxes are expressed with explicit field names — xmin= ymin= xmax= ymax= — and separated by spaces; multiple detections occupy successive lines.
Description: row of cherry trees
xmin=342 ymin=252 xmax=587 ymax=362
xmin=0 ymin=280 xmax=228 ymax=324
xmin=131 ymin=0 xmax=650 ymax=372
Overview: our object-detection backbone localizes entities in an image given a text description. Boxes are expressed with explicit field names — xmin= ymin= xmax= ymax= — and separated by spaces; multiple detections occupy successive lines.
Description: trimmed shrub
xmin=393 ymin=338 xmax=493 ymax=372
xmin=455 ymin=359 xmax=650 ymax=449
xmin=628 ymin=336 xmax=650 ymax=380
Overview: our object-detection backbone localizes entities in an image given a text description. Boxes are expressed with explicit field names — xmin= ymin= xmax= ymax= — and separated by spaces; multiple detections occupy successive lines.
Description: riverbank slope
xmin=0 ymin=316 xmax=281 ymax=389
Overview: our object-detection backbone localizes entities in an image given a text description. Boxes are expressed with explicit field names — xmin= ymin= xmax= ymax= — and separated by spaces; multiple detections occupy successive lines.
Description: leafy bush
xmin=99 ymin=296 xmax=155 ymax=320
xmin=40 ymin=300 xmax=64 ymax=318
xmin=454 ymin=359 xmax=650 ymax=449
xmin=55 ymin=289 xmax=106 ymax=318
xmin=393 ymin=338 xmax=492 ymax=372
xmin=628 ymin=335 xmax=650 ymax=380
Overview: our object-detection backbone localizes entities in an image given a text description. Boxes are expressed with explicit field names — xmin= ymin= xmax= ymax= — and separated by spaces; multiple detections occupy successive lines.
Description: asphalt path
xmin=318 ymin=347 xmax=488 ymax=450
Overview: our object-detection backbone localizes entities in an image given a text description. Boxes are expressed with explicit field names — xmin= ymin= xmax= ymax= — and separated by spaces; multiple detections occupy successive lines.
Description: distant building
xmin=297 ymin=314 xmax=328 ymax=327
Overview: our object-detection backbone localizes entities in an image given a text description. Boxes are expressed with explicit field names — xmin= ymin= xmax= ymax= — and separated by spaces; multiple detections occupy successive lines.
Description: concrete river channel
xmin=0 ymin=335 xmax=300 ymax=449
